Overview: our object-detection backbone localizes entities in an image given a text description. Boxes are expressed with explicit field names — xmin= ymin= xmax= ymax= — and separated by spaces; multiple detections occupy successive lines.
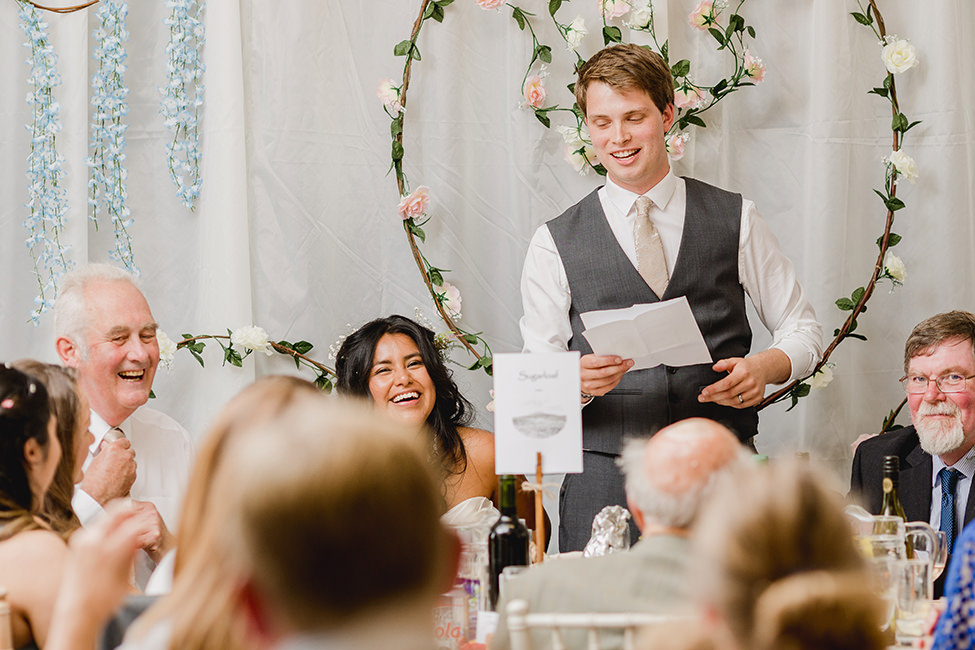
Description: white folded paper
xmin=580 ymin=296 xmax=713 ymax=370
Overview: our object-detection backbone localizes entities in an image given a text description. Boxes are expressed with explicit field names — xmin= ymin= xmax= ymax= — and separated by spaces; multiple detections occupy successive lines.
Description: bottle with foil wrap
xmin=583 ymin=505 xmax=632 ymax=558
xmin=488 ymin=475 xmax=530 ymax=610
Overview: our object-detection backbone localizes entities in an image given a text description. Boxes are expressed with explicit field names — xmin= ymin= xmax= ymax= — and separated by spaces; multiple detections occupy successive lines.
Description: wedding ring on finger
xmin=737 ymin=393 xmax=744 ymax=405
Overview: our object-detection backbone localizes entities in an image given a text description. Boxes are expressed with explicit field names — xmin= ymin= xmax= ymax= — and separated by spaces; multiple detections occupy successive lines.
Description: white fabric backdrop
xmin=2 ymin=0 xmax=974 ymax=492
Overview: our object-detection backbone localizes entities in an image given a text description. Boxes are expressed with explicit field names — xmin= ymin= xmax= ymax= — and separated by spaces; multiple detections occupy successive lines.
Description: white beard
xmin=915 ymin=401 xmax=966 ymax=456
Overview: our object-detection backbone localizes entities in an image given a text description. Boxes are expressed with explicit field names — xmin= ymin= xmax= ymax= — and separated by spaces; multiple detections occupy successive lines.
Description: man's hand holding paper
xmin=580 ymin=297 xmax=713 ymax=371
xmin=580 ymin=354 xmax=634 ymax=398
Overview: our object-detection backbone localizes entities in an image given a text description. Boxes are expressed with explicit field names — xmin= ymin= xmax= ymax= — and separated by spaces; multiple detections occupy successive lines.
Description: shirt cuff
xmin=770 ymin=340 xmax=817 ymax=385
xmin=72 ymin=487 xmax=104 ymax=526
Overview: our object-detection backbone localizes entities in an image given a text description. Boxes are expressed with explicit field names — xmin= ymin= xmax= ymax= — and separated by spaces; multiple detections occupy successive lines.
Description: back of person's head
xmin=173 ymin=374 xmax=324 ymax=574
xmin=618 ymin=418 xmax=745 ymax=530
xmin=53 ymin=263 xmax=139 ymax=354
xmin=693 ymin=461 xmax=865 ymax=648
xmin=903 ymin=310 xmax=975 ymax=372
xmin=9 ymin=360 xmax=84 ymax=535
xmin=134 ymin=375 xmax=325 ymax=650
xmin=575 ymin=43 xmax=674 ymax=117
xmin=751 ymin=571 xmax=886 ymax=650
xmin=223 ymin=397 xmax=452 ymax=637
xmin=0 ymin=364 xmax=52 ymax=535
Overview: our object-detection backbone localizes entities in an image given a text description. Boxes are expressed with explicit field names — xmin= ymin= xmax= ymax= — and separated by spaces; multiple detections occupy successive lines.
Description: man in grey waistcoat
xmin=519 ymin=44 xmax=822 ymax=551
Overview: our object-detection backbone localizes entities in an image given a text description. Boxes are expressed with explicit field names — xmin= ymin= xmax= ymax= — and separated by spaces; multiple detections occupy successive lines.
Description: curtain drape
xmin=2 ymin=1 xmax=973 ymax=491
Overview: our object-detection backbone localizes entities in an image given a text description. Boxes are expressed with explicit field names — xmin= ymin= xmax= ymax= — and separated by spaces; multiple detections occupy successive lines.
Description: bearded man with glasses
xmin=851 ymin=311 xmax=975 ymax=595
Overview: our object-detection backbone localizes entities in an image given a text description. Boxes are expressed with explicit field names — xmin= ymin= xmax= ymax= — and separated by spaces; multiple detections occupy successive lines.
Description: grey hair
xmin=617 ymin=435 xmax=747 ymax=529
xmin=54 ymin=263 xmax=140 ymax=356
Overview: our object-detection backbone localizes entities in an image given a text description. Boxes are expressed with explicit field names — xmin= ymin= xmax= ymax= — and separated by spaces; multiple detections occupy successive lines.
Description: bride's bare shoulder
xmin=458 ymin=427 xmax=496 ymax=466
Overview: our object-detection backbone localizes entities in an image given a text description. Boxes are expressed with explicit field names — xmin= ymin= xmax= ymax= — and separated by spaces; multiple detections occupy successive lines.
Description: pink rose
xmin=673 ymin=86 xmax=707 ymax=110
xmin=688 ymin=0 xmax=716 ymax=30
xmin=523 ymin=75 xmax=547 ymax=109
xmin=600 ymin=0 xmax=631 ymax=20
xmin=744 ymin=50 xmax=766 ymax=83
xmin=397 ymin=186 xmax=431 ymax=220
xmin=475 ymin=0 xmax=505 ymax=9
xmin=441 ymin=281 xmax=462 ymax=319
xmin=666 ymin=133 xmax=689 ymax=160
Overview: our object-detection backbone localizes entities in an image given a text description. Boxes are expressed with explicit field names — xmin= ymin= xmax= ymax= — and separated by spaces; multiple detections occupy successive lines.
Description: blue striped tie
xmin=940 ymin=467 xmax=962 ymax=554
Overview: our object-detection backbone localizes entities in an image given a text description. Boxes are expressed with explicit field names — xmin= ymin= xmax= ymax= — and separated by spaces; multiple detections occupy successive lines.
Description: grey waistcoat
xmin=547 ymin=177 xmax=758 ymax=452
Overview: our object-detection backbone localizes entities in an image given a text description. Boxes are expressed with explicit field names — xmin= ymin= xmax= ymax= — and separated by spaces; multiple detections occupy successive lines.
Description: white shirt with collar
xmin=519 ymin=172 xmax=823 ymax=383
xmin=930 ymin=446 xmax=975 ymax=531
xmin=73 ymin=406 xmax=193 ymax=527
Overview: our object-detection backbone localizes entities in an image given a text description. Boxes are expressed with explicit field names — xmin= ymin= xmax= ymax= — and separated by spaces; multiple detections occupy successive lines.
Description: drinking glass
xmin=868 ymin=556 xmax=897 ymax=631
xmin=932 ymin=531 xmax=948 ymax=580
xmin=906 ymin=529 xmax=949 ymax=582
xmin=894 ymin=558 xmax=932 ymax=646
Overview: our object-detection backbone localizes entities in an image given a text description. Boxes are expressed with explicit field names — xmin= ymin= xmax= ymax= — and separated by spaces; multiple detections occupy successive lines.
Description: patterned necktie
xmin=633 ymin=195 xmax=669 ymax=297
xmin=940 ymin=467 xmax=961 ymax=554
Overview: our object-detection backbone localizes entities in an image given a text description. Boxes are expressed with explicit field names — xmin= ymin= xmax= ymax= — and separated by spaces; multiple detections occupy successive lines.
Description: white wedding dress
xmin=440 ymin=496 xmax=500 ymax=532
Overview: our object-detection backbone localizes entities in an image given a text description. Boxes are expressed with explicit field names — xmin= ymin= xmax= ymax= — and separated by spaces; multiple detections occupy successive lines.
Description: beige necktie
xmin=633 ymin=195 xmax=669 ymax=296
xmin=103 ymin=426 xmax=126 ymax=443
xmin=95 ymin=426 xmax=125 ymax=456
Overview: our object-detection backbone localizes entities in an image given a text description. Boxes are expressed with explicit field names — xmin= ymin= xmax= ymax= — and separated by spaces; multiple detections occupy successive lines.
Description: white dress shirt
xmin=519 ymin=173 xmax=823 ymax=383
xmin=72 ymin=405 xmax=194 ymax=589
xmin=930 ymin=447 xmax=975 ymax=531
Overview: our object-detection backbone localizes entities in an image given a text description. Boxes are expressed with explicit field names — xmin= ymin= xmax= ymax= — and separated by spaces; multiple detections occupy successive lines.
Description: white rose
xmin=441 ymin=282 xmax=462 ymax=320
xmin=556 ymin=124 xmax=585 ymax=148
xmin=884 ymin=253 xmax=907 ymax=283
xmin=881 ymin=37 xmax=918 ymax=74
xmin=809 ymin=365 xmax=834 ymax=390
xmin=565 ymin=15 xmax=587 ymax=50
xmin=157 ymin=330 xmax=177 ymax=371
xmin=565 ymin=145 xmax=594 ymax=174
xmin=888 ymin=149 xmax=918 ymax=183
xmin=625 ymin=1 xmax=652 ymax=28
xmin=231 ymin=325 xmax=274 ymax=356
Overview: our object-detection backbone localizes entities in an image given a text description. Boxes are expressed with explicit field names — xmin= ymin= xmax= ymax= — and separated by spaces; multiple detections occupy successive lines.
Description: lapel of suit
xmin=901 ymin=444 xmax=933 ymax=523
xmin=965 ymin=479 xmax=975 ymax=526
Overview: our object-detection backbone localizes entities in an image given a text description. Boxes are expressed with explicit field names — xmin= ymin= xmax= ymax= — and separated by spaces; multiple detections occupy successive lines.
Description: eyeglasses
xmin=900 ymin=373 xmax=975 ymax=394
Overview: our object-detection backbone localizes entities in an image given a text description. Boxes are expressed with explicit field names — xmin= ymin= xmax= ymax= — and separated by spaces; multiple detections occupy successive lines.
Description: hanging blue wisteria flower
xmin=160 ymin=0 xmax=206 ymax=209
xmin=19 ymin=1 xmax=72 ymax=322
xmin=88 ymin=0 xmax=137 ymax=273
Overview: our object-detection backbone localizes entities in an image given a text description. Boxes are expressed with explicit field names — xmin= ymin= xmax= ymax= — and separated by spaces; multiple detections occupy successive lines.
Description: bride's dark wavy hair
xmin=335 ymin=315 xmax=473 ymax=477
xmin=0 ymin=364 xmax=53 ymax=540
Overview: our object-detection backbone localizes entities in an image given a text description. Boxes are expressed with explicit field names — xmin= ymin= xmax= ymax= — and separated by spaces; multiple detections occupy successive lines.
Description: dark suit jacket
xmin=850 ymin=426 xmax=975 ymax=526
xmin=850 ymin=425 xmax=975 ymax=597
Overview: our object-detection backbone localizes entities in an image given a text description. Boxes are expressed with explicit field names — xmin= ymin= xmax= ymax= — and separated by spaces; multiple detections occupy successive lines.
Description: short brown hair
xmin=903 ymin=311 xmax=975 ymax=373
xmin=226 ymin=397 xmax=449 ymax=631
xmin=575 ymin=43 xmax=674 ymax=117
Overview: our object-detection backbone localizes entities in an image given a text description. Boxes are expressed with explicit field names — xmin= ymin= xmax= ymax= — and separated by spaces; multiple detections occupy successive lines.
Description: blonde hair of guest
xmin=751 ymin=571 xmax=886 ymax=650
xmin=131 ymin=375 xmax=324 ymax=650
xmin=693 ymin=461 xmax=868 ymax=650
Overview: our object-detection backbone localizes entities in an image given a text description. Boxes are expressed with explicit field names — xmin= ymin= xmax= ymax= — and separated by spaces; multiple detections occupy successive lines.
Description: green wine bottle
xmin=488 ymin=475 xmax=530 ymax=610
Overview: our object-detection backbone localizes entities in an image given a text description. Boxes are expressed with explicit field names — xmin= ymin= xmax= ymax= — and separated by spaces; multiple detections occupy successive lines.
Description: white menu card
xmin=493 ymin=352 xmax=583 ymax=475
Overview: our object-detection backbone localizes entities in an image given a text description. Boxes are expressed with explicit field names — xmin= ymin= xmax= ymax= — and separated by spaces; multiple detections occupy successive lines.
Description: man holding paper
xmin=519 ymin=43 xmax=822 ymax=551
